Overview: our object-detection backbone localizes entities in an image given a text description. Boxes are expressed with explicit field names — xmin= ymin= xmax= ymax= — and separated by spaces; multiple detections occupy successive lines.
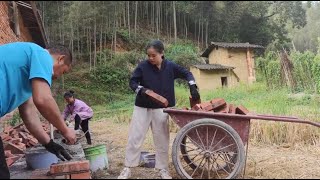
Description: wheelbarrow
xmin=163 ymin=108 xmax=320 ymax=179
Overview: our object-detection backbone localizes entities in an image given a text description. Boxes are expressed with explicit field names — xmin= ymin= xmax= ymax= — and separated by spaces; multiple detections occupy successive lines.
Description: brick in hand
xmin=145 ymin=90 xmax=169 ymax=108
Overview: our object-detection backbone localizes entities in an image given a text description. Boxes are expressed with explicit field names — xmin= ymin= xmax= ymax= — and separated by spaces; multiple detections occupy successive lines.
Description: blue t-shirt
xmin=0 ymin=42 xmax=53 ymax=117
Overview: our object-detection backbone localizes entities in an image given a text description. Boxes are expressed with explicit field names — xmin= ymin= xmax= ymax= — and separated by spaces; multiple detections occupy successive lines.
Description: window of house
xmin=221 ymin=77 xmax=228 ymax=87
xmin=8 ymin=1 xmax=20 ymax=37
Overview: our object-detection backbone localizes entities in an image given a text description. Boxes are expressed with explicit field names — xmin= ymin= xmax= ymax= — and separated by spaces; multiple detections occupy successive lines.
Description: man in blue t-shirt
xmin=0 ymin=42 xmax=77 ymax=179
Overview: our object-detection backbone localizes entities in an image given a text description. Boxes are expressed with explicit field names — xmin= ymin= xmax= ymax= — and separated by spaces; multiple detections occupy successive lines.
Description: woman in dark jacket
xmin=118 ymin=40 xmax=200 ymax=179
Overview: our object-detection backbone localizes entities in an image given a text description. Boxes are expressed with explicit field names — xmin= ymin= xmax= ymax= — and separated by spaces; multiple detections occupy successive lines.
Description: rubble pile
xmin=1 ymin=122 xmax=50 ymax=167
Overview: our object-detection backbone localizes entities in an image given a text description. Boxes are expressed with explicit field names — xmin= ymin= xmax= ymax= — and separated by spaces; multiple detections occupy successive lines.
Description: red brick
xmin=10 ymin=129 xmax=18 ymax=135
xmin=145 ymin=90 xmax=169 ymax=107
xmin=19 ymin=126 xmax=26 ymax=133
xmin=4 ymin=142 xmax=24 ymax=154
xmin=4 ymin=150 xmax=13 ymax=158
xmin=16 ymin=143 xmax=26 ymax=150
xmin=216 ymin=105 xmax=228 ymax=113
xmin=191 ymin=104 xmax=202 ymax=111
xmin=224 ymin=104 xmax=230 ymax=113
xmin=70 ymin=171 xmax=91 ymax=179
xmin=4 ymin=126 xmax=13 ymax=134
xmin=189 ymin=96 xmax=201 ymax=108
xmin=6 ymin=154 xmax=23 ymax=167
xmin=10 ymin=138 xmax=23 ymax=144
xmin=0 ymin=133 xmax=10 ymax=141
xmin=210 ymin=98 xmax=227 ymax=111
xmin=236 ymin=105 xmax=249 ymax=115
xmin=6 ymin=157 xmax=16 ymax=167
xmin=228 ymin=104 xmax=236 ymax=114
xmin=50 ymin=160 xmax=90 ymax=175
xmin=201 ymin=102 xmax=214 ymax=111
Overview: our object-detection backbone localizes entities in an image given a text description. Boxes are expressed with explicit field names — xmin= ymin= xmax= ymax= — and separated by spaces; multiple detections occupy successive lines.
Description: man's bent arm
xmin=31 ymin=78 xmax=70 ymax=136
xmin=18 ymin=98 xmax=50 ymax=145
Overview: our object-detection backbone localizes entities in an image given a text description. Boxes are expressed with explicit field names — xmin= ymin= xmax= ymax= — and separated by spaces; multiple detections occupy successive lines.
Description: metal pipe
xmin=252 ymin=113 xmax=300 ymax=119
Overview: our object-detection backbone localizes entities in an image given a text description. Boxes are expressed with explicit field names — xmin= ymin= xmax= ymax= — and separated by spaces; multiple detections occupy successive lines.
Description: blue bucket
xmin=140 ymin=151 xmax=156 ymax=168
xmin=25 ymin=148 xmax=58 ymax=170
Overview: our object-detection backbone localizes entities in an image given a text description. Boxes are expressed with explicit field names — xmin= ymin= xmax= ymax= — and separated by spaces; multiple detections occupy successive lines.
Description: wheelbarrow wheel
xmin=180 ymin=136 xmax=237 ymax=171
xmin=172 ymin=118 xmax=245 ymax=179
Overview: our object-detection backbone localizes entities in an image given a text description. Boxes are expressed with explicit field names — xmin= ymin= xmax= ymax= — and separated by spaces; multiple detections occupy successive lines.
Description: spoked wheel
xmin=172 ymin=118 xmax=245 ymax=179
xmin=180 ymin=136 xmax=238 ymax=171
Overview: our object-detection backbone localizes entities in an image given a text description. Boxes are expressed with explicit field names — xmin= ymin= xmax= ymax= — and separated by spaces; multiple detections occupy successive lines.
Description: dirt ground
xmin=87 ymin=119 xmax=320 ymax=179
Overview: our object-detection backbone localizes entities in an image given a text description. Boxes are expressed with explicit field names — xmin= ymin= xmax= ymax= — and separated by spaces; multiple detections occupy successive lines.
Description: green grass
xmin=92 ymin=95 xmax=135 ymax=123
xmin=176 ymin=82 xmax=320 ymax=120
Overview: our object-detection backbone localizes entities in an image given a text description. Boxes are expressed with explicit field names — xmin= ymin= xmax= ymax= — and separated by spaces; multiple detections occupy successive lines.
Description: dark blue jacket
xmin=129 ymin=59 xmax=195 ymax=108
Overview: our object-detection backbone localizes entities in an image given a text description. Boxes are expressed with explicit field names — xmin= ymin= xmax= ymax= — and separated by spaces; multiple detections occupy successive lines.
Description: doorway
xmin=221 ymin=77 xmax=228 ymax=87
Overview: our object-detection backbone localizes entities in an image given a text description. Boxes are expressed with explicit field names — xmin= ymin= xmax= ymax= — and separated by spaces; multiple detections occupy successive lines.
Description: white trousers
xmin=124 ymin=106 xmax=170 ymax=170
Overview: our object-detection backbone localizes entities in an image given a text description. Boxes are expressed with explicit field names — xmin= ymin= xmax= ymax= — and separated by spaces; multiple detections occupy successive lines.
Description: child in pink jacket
xmin=62 ymin=90 xmax=93 ymax=144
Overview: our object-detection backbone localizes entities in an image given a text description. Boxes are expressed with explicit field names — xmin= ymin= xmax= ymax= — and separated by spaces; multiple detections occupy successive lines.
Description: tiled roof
xmin=201 ymin=42 xmax=264 ymax=57
xmin=192 ymin=64 xmax=235 ymax=70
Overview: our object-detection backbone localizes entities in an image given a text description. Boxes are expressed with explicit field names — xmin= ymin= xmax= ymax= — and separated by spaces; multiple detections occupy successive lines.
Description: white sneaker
xmin=159 ymin=169 xmax=172 ymax=179
xmin=117 ymin=167 xmax=131 ymax=179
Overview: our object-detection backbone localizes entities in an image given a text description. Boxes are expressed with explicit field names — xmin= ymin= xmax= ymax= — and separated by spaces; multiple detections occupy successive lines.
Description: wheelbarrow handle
xmin=164 ymin=108 xmax=320 ymax=128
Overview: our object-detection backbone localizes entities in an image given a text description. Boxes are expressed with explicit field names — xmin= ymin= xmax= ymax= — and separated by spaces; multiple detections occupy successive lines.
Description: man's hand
xmin=61 ymin=128 xmax=77 ymax=145
xmin=44 ymin=139 xmax=72 ymax=161
xmin=189 ymin=84 xmax=200 ymax=101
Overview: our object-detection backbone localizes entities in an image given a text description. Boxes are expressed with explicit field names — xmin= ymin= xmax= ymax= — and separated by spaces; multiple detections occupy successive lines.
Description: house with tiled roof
xmin=191 ymin=42 xmax=264 ymax=91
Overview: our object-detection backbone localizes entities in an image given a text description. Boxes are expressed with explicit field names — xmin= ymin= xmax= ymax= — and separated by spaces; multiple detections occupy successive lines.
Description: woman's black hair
xmin=64 ymin=90 xmax=75 ymax=98
xmin=146 ymin=40 xmax=165 ymax=59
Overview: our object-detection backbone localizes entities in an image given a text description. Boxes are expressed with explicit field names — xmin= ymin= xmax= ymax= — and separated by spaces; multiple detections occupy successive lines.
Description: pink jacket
xmin=62 ymin=99 xmax=93 ymax=121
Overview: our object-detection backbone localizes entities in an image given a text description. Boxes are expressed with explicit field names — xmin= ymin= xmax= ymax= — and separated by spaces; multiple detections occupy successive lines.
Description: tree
xmin=173 ymin=1 xmax=177 ymax=43
xmin=37 ymin=1 xmax=307 ymax=63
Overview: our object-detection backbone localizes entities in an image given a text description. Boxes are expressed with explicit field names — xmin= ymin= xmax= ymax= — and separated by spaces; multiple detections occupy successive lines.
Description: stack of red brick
xmin=30 ymin=160 xmax=91 ymax=179
xmin=1 ymin=122 xmax=50 ymax=167
xmin=4 ymin=150 xmax=24 ymax=167
xmin=187 ymin=98 xmax=250 ymax=115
